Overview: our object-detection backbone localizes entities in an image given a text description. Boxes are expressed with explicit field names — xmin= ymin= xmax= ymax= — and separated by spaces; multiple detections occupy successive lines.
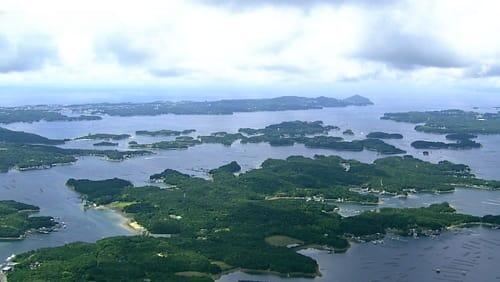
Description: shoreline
xmin=92 ymin=204 xmax=143 ymax=235
xmin=85 ymin=201 xmax=500 ymax=281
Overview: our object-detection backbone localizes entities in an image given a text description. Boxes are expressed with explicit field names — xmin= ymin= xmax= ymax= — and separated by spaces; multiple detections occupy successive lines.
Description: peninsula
xmin=0 ymin=107 xmax=101 ymax=124
xmin=382 ymin=109 xmax=500 ymax=134
xmin=7 ymin=154 xmax=500 ymax=282
xmin=0 ymin=143 xmax=152 ymax=172
xmin=0 ymin=200 xmax=57 ymax=240
xmin=0 ymin=127 xmax=65 ymax=145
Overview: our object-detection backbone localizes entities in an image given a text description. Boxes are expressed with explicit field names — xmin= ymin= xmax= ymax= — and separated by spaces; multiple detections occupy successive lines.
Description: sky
xmin=1 ymin=0 xmax=500 ymax=101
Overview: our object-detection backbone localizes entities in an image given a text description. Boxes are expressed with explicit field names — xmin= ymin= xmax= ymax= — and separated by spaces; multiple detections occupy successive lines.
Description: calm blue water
xmin=1 ymin=97 xmax=500 ymax=281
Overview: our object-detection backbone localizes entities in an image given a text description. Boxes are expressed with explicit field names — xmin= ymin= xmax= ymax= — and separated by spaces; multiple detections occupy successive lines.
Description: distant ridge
xmin=342 ymin=94 xmax=374 ymax=105
xmin=0 ymin=127 xmax=65 ymax=145
xmin=66 ymin=95 xmax=374 ymax=117
xmin=0 ymin=95 xmax=373 ymax=123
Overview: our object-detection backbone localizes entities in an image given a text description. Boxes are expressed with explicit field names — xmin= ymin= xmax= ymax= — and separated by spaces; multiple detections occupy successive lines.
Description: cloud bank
xmin=1 ymin=0 xmax=500 ymax=88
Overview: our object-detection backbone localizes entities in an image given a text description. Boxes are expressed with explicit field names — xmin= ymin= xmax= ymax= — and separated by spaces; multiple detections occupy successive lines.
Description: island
xmin=445 ymin=133 xmax=478 ymax=141
xmin=66 ymin=95 xmax=373 ymax=116
xmin=1 ymin=96 xmax=373 ymax=124
xmin=6 ymin=154 xmax=500 ymax=281
xmin=411 ymin=139 xmax=481 ymax=149
xmin=366 ymin=132 xmax=403 ymax=139
xmin=342 ymin=129 xmax=354 ymax=135
xmin=75 ymin=133 xmax=131 ymax=141
xmin=136 ymin=129 xmax=196 ymax=136
xmin=93 ymin=141 xmax=119 ymax=147
xmin=198 ymin=132 xmax=245 ymax=146
xmin=0 ymin=126 xmax=152 ymax=172
xmin=382 ymin=109 xmax=500 ymax=134
xmin=129 ymin=136 xmax=201 ymax=150
xmin=128 ymin=121 xmax=406 ymax=155
xmin=0 ymin=107 xmax=101 ymax=124
xmin=239 ymin=120 xmax=339 ymax=136
xmin=0 ymin=200 xmax=58 ymax=240
xmin=298 ymin=137 xmax=406 ymax=154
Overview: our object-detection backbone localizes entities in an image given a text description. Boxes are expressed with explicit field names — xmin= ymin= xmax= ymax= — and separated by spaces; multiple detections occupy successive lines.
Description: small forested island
xmin=298 ymin=136 xmax=406 ymax=154
xmin=382 ymin=109 xmax=500 ymax=134
xmin=0 ymin=143 xmax=152 ymax=172
xmin=136 ymin=129 xmax=196 ymax=136
xmin=366 ymin=132 xmax=403 ymax=139
xmin=198 ymin=132 xmax=245 ymax=146
xmin=342 ymin=129 xmax=354 ymax=136
xmin=129 ymin=136 xmax=202 ymax=150
xmin=239 ymin=120 xmax=339 ymax=136
xmin=128 ymin=121 xmax=406 ymax=155
xmin=65 ymin=95 xmax=373 ymax=116
xmin=0 ymin=107 xmax=101 ymax=124
xmin=93 ymin=141 xmax=119 ymax=147
xmin=0 ymin=127 xmax=65 ymax=145
xmin=75 ymin=133 xmax=131 ymax=141
xmin=445 ymin=133 xmax=478 ymax=141
xmin=0 ymin=200 xmax=57 ymax=240
xmin=239 ymin=121 xmax=404 ymax=154
xmin=411 ymin=139 xmax=481 ymax=149
xmin=7 ymin=154 xmax=500 ymax=281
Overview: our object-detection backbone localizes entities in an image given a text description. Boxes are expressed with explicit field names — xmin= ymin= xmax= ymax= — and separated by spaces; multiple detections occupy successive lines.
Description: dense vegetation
xmin=382 ymin=109 xmax=500 ymax=134
xmin=75 ymin=133 xmax=131 ymax=141
xmin=127 ymin=121 xmax=406 ymax=155
xmin=0 ymin=200 xmax=57 ymax=239
xmin=66 ymin=178 xmax=133 ymax=205
xmin=299 ymin=137 xmax=406 ymax=154
xmin=67 ymin=95 xmax=373 ymax=116
xmin=412 ymin=131 xmax=481 ymax=150
xmin=9 ymin=236 xmax=218 ymax=282
xmin=0 ymin=127 xmax=65 ymax=145
xmin=136 ymin=129 xmax=196 ymax=136
xmin=341 ymin=203 xmax=480 ymax=236
xmin=342 ymin=129 xmax=354 ymax=135
xmin=129 ymin=136 xmax=202 ymax=150
xmin=0 ymin=143 xmax=152 ymax=172
xmin=0 ymin=108 xmax=101 ymax=124
xmin=445 ymin=133 xmax=478 ymax=141
xmin=366 ymin=132 xmax=403 ymax=139
xmin=366 ymin=155 xmax=500 ymax=193
xmin=411 ymin=139 xmax=481 ymax=149
xmin=7 ymin=154 xmax=500 ymax=280
xmin=198 ymin=132 xmax=245 ymax=146
xmin=239 ymin=121 xmax=339 ymax=137
xmin=8 ymin=199 xmax=498 ymax=281
xmin=208 ymin=161 xmax=241 ymax=174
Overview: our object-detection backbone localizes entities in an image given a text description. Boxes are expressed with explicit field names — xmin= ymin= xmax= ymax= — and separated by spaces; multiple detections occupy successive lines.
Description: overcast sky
xmin=1 ymin=0 xmax=500 ymax=94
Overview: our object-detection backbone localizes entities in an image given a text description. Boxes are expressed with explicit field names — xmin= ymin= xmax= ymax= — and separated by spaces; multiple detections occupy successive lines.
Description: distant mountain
xmin=68 ymin=95 xmax=374 ymax=117
xmin=342 ymin=95 xmax=374 ymax=105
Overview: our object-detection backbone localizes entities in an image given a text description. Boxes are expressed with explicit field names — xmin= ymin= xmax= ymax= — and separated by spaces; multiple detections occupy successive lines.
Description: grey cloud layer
xmin=464 ymin=64 xmax=500 ymax=78
xmin=0 ymin=34 xmax=57 ymax=73
xmin=96 ymin=35 xmax=150 ymax=66
xmin=355 ymin=31 xmax=466 ymax=70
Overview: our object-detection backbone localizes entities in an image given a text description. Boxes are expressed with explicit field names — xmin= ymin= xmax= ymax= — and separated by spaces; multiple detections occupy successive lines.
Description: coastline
xmin=92 ymin=204 xmax=143 ymax=235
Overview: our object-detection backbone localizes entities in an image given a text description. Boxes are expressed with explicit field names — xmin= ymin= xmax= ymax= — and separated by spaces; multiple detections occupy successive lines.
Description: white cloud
xmin=0 ymin=0 xmax=500 ymax=87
